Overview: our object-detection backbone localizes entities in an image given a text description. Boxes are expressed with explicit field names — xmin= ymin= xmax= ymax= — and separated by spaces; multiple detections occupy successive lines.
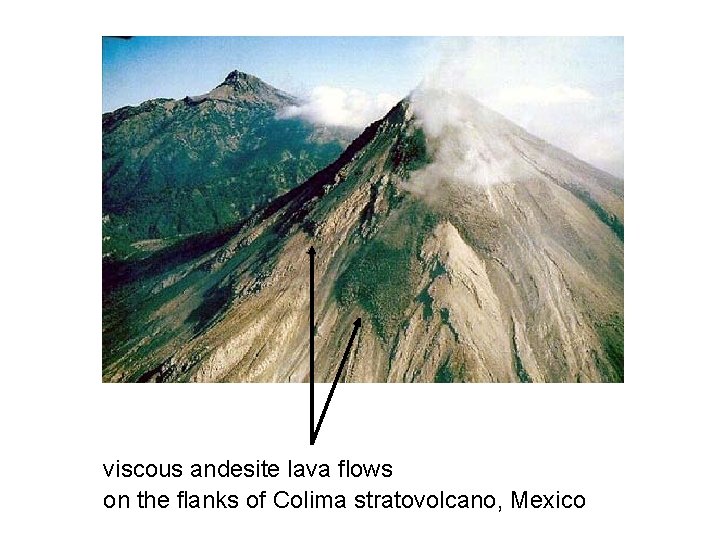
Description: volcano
xmin=102 ymin=89 xmax=623 ymax=383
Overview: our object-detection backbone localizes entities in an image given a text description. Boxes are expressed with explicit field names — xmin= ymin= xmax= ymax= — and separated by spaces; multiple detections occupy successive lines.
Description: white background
xmin=2 ymin=1 xmax=719 ymax=538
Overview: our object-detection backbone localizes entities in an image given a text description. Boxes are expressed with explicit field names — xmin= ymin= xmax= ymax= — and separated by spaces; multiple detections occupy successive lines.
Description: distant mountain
xmin=103 ymin=93 xmax=623 ymax=383
xmin=102 ymin=71 xmax=356 ymax=258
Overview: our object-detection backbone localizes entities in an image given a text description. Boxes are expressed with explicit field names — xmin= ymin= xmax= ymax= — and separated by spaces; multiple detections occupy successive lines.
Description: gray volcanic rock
xmin=103 ymin=94 xmax=623 ymax=383
xmin=203 ymin=70 xmax=298 ymax=106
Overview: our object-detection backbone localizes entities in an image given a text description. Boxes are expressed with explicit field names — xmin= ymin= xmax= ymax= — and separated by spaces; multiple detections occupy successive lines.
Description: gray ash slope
xmin=103 ymin=95 xmax=623 ymax=383
xmin=102 ymin=71 xmax=355 ymax=258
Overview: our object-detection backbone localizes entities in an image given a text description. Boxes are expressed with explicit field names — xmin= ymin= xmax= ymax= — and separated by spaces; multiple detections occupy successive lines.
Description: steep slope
xmin=102 ymin=71 xmax=355 ymax=258
xmin=102 ymin=93 xmax=623 ymax=383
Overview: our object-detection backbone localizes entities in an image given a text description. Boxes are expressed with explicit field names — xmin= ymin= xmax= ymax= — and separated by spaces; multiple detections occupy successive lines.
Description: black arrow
xmin=312 ymin=318 xmax=361 ymax=445
xmin=307 ymin=246 xmax=361 ymax=445
xmin=307 ymin=246 xmax=316 ymax=445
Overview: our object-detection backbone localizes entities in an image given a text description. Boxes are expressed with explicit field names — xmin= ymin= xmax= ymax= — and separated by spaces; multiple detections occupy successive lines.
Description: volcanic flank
xmin=102 ymin=88 xmax=624 ymax=383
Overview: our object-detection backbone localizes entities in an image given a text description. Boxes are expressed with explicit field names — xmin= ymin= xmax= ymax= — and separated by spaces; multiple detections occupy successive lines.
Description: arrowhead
xmin=307 ymin=246 xmax=316 ymax=255
xmin=354 ymin=318 xmax=362 ymax=328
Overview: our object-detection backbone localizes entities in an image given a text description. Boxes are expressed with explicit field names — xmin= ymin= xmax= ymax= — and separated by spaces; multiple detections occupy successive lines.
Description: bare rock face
xmin=103 ymin=94 xmax=623 ymax=383
xmin=201 ymin=70 xmax=298 ymax=107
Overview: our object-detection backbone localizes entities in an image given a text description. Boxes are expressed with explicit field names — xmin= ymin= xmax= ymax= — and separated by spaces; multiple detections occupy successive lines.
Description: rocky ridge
xmin=103 ymin=95 xmax=623 ymax=383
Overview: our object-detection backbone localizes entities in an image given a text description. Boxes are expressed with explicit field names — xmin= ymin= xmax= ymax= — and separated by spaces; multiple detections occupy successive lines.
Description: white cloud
xmin=495 ymin=85 xmax=595 ymax=105
xmin=279 ymin=86 xmax=399 ymax=129
xmin=415 ymin=37 xmax=623 ymax=177
xmin=408 ymin=87 xmax=528 ymax=194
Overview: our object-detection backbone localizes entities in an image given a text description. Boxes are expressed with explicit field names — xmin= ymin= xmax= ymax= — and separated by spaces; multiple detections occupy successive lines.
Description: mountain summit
xmin=103 ymin=92 xmax=623 ymax=383
xmin=191 ymin=70 xmax=297 ymax=107
xmin=224 ymin=69 xmax=264 ymax=86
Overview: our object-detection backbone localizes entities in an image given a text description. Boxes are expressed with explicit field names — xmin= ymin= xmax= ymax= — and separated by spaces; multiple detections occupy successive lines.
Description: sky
xmin=102 ymin=36 xmax=623 ymax=176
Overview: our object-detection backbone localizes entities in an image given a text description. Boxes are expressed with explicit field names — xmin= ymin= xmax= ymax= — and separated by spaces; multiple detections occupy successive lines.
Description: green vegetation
xmin=434 ymin=359 xmax=454 ymax=383
xmin=389 ymin=125 xmax=431 ymax=173
xmin=103 ymin=100 xmax=349 ymax=259
xmin=510 ymin=326 xmax=532 ymax=383
xmin=335 ymin=199 xmax=439 ymax=341
xmin=596 ymin=313 xmax=624 ymax=381
xmin=568 ymin=186 xmax=624 ymax=241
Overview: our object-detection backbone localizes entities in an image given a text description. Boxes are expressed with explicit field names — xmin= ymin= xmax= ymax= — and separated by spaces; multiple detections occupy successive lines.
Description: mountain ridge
xmin=102 ymin=71 xmax=357 ymax=259
xmin=103 ymin=94 xmax=623 ymax=383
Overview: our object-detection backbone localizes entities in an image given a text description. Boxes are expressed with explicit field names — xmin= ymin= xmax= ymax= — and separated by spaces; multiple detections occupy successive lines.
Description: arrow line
xmin=307 ymin=246 xmax=361 ymax=445
xmin=308 ymin=246 xmax=315 ymax=445
xmin=312 ymin=318 xmax=361 ymax=445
